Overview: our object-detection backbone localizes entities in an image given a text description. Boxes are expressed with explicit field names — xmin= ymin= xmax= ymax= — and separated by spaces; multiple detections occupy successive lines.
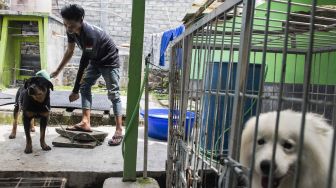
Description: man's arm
xmin=50 ymin=43 xmax=75 ymax=78
xmin=72 ymin=54 xmax=89 ymax=94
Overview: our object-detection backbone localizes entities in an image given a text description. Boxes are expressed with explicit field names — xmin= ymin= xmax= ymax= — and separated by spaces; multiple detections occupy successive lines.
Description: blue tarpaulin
xmin=159 ymin=25 xmax=185 ymax=66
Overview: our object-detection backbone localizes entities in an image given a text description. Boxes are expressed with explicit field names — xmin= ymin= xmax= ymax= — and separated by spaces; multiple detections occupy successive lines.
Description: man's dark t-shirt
xmin=67 ymin=22 xmax=120 ymax=93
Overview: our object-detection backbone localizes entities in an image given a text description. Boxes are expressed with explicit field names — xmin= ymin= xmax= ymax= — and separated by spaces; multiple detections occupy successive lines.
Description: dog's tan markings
xmin=40 ymin=128 xmax=51 ymax=151
xmin=30 ymin=119 xmax=36 ymax=132
xmin=25 ymin=111 xmax=35 ymax=118
xmin=30 ymin=93 xmax=47 ymax=103
xmin=25 ymin=142 xmax=33 ymax=154
xmin=9 ymin=108 xmax=20 ymax=139
xmin=39 ymin=112 xmax=50 ymax=118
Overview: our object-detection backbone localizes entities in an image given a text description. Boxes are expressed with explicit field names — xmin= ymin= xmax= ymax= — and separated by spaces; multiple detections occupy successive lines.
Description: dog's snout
xmin=260 ymin=160 xmax=277 ymax=175
xmin=28 ymin=86 xmax=35 ymax=95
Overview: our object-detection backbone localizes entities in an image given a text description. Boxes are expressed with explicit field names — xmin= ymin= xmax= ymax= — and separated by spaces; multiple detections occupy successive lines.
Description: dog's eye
xmin=257 ymin=138 xmax=266 ymax=145
xmin=283 ymin=142 xmax=293 ymax=150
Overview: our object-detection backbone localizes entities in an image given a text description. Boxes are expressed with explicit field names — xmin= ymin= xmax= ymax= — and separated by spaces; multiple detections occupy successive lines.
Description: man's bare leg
xmin=67 ymin=109 xmax=92 ymax=131
xmin=109 ymin=115 xmax=123 ymax=145
xmin=115 ymin=115 xmax=123 ymax=134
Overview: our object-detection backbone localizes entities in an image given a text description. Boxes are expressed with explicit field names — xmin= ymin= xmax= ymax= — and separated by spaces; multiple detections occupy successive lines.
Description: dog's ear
xmin=24 ymin=78 xmax=31 ymax=89
xmin=47 ymin=80 xmax=54 ymax=91
xmin=38 ymin=77 xmax=54 ymax=91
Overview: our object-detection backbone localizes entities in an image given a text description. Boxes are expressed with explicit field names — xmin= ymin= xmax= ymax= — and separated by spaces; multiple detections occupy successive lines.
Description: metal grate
xmin=167 ymin=0 xmax=336 ymax=187
xmin=0 ymin=178 xmax=67 ymax=188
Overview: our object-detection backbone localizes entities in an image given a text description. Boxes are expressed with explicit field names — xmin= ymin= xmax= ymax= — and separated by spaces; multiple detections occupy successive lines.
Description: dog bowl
xmin=140 ymin=108 xmax=195 ymax=141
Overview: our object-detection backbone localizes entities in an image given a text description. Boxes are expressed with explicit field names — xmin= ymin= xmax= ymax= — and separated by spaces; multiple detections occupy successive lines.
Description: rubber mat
xmin=50 ymin=91 xmax=111 ymax=111
xmin=0 ymin=91 xmax=111 ymax=111
xmin=0 ymin=93 xmax=15 ymax=106
xmin=52 ymin=136 xmax=97 ymax=149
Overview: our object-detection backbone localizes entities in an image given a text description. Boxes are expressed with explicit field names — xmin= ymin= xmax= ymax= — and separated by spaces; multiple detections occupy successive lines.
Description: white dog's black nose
xmin=260 ymin=160 xmax=277 ymax=175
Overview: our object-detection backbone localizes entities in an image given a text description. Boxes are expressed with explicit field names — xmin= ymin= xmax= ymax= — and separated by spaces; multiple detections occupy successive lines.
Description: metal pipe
xmin=166 ymin=45 xmax=177 ymax=188
xmin=248 ymin=2 xmax=272 ymax=187
xmin=123 ymin=0 xmax=146 ymax=181
xmin=294 ymin=0 xmax=317 ymax=187
xmin=227 ymin=0 xmax=255 ymax=187
xmin=143 ymin=53 xmax=150 ymax=179
xmin=268 ymin=0 xmax=292 ymax=187
xmin=208 ymin=16 xmax=219 ymax=167
xmin=194 ymin=24 xmax=207 ymax=180
xmin=327 ymin=87 xmax=336 ymax=188
xmin=216 ymin=11 xmax=228 ymax=169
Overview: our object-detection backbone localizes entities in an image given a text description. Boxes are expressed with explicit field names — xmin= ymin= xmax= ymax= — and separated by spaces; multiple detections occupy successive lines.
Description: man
xmin=51 ymin=4 xmax=123 ymax=146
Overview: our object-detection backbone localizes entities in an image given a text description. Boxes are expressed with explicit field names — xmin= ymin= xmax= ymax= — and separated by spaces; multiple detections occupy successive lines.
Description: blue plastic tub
xmin=140 ymin=108 xmax=195 ymax=140
xmin=201 ymin=62 xmax=262 ymax=154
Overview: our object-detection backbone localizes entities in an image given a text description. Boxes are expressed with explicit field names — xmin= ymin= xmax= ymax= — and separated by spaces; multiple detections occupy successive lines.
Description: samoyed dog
xmin=240 ymin=110 xmax=335 ymax=188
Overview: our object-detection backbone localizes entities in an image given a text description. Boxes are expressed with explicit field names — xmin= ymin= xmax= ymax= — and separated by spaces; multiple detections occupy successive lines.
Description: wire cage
xmin=167 ymin=0 xmax=336 ymax=187
xmin=0 ymin=177 xmax=67 ymax=188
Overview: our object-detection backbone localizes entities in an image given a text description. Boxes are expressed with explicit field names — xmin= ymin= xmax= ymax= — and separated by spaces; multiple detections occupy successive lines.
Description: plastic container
xmin=201 ymin=62 xmax=262 ymax=155
xmin=36 ymin=69 xmax=51 ymax=81
xmin=140 ymin=108 xmax=195 ymax=141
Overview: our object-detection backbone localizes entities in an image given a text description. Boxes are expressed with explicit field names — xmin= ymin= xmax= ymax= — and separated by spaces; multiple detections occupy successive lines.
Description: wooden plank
xmin=0 ymin=0 xmax=9 ymax=9
xmin=55 ymin=128 xmax=108 ymax=142
xmin=52 ymin=136 xmax=96 ymax=149
xmin=183 ymin=0 xmax=223 ymax=25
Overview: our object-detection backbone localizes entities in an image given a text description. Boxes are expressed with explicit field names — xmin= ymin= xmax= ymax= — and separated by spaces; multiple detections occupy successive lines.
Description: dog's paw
xmin=8 ymin=134 xmax=16 ymax=139
xmin=41 ymin=144 xmax=51 ymax=151
xmin=24 ymin=147 xmax=33 ymax=154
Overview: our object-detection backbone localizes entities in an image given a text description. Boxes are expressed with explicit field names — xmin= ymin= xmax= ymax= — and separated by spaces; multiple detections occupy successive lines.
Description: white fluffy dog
xmin=240 ymin=110 xmax=335 ymax=188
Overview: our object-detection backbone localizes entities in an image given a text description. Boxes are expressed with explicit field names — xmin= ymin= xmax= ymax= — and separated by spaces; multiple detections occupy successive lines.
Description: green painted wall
xmin=0 ymin=17 xmax=8 ymax=88
xmin=0 ymin=15 xmax=48 ymax=86
xmin=1 ymin=18 xmax=23 ymax=86
xmin=250 ymin=52 xmax=336 ymax=84
xmin=0 ymin=16 xmax=2 ymax=41
xmin=190 ymin=49 xmax=336 ymax=85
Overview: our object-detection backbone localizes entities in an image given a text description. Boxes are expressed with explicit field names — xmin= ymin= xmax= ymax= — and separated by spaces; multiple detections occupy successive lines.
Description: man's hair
xmin=60 ymin=4 xmax=85 ymax=22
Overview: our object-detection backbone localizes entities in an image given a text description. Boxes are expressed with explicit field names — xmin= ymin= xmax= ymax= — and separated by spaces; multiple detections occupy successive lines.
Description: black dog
xmin=9 ymin=76 xmax=53 ymax=154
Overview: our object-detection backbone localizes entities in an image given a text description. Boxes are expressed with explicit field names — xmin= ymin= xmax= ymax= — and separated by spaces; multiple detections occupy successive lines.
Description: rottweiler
xmin=9 ymin=76 xmax=54 ymax=154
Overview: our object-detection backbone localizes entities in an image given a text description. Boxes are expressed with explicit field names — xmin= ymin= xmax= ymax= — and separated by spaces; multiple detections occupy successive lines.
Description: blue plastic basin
xmin=140 ymin=108 xmax=195 ymax=140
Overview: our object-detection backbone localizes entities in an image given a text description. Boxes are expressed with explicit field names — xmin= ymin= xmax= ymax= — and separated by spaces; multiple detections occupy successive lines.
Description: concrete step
xmin=103 ymin=177 xmax=160 ymax=188
xmin=0 ymin=108 xmax=128 ymax=126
